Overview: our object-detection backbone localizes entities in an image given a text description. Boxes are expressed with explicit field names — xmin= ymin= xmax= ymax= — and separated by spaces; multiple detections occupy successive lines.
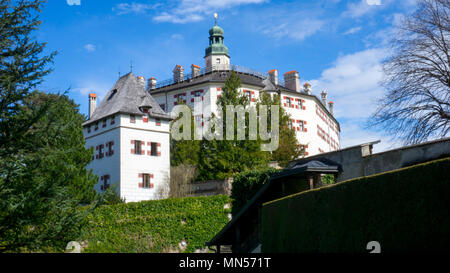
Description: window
xmin=106 ymin=141 xmax=114 ymax=156
xmin=151 ymin=142 xmax=158 ymax=156
xmin=100 ymin=175 xmax=110 ymax=191
xmin=216 ymin=58 xmax=221 ymax=64
xmin=298 ymin=99 xmax=303 ymax=109
xmin=286 ymin=97 xmax=292 ymax=107
xmin=108 ymin=89 xmax=118 ymax=100
xmin=130 ymin=115 xmax=136 ymax=123
xmin=96 ymin=144 xmax=104 ymax=159
xmin=135 ymin=140 xmax=142 ymax=155
xmin=139 ymin=174 xmax=154 ymax=189
xmin=143 ymin=174 xmax=151 ymax=188
xmin=155 ymin=118 xmax=161 ymax=126
xmin=111 ymin=115 xmax=116 ymax=125
xmin=298 ymin=121 xmax=304 ymax=132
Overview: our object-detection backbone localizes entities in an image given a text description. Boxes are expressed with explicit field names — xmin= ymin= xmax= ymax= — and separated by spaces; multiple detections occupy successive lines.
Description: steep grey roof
xmin=83 ymin=73 xmax=171 ymax=126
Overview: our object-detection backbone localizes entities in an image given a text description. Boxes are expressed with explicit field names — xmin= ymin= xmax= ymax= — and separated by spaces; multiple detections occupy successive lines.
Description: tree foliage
xmin=197 ymin=71 xmax=269 ymax=180
xmin=258 ymin=92 xmax=303 ymax=167
xmin=369 ymin=0 xmax=450 ymax=144
xmin=0 ymin=1 xmax=97 ymax=252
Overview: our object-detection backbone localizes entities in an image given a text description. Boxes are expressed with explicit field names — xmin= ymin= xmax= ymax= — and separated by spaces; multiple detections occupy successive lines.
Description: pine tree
xmin=197 ymin=71 xmax=269 ymax=180
xmin=0 ymin=1 xmax=97 ymax=252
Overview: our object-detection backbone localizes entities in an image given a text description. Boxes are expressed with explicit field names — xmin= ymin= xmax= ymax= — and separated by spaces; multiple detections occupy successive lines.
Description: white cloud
xmin=74 ymin=82 xmax=111 ymax=102
xmin=343 ymin=0 xmax=390 ymax=18
xmin=113 ymin=3 xmax=160 ymax=15
xmin=310 ymin=48 xmax=388 ymax=119
xmin=261 ymin=18 xmax=325 ymax=41
xmin=67 ymin=0 xmax=81 ymax=6
xmin=309 ymin=48 xmax=398 ymax=152
xmin=84 ymin=44 xmax=96 ymax=52
xmin=343 ymin=26 xmax=362 ymax=35
xmin=152 ymin=0 xmax=267 ymax=23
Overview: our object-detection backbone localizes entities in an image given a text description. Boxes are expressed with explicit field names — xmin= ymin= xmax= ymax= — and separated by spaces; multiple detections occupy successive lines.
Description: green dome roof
xmin=209 ymin=25 xmax=224 ymax=36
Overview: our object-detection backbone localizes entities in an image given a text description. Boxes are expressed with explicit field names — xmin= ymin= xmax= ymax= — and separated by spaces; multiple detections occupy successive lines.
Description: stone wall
xmin=289 ymin=137 xmax=450 ymax=183
xmin=187 ymin=178 xmax=233 ymax=197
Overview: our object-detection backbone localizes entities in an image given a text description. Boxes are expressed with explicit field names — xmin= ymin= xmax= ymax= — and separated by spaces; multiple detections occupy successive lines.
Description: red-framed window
xmin=139 ymin=173 xmax=154 ymax=189
xmin=100 ymin=175 xmax=110 ymax=191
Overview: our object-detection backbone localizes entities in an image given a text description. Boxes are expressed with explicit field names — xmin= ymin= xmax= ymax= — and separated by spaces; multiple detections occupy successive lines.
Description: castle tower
xmin=205 ymin=13 xmax=230 ymax=72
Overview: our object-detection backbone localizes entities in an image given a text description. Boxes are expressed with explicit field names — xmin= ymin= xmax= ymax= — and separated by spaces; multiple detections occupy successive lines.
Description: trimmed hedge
xmin=231 ymin=168 xmax=279 ymax=215
xmin=262 ymin=158 xmax=450 ymax=253
xmin=79 ymin=195 xmax=231 ymax=253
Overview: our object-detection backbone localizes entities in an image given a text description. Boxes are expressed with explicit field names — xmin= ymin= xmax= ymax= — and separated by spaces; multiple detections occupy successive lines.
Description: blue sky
xmin=37 ymin=0 xmax=419 ymax=152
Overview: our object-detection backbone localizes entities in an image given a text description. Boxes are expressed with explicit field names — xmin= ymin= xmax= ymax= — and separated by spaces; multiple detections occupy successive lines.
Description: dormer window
xmin=108 ymin=89 xmax=118 ymax=101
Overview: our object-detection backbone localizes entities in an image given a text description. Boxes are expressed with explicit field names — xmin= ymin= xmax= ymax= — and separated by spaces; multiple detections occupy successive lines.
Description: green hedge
xmin=79 ymin=195 xmax=231 ymax=253
xmin=231 ymin=168 xmax=279 ymax=215
xmin=262 ymin=158 xmax=450 ymax=253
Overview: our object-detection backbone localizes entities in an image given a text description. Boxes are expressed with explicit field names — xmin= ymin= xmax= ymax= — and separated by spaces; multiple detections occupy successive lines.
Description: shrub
xmin=79 ymin=195 xmax=231 ymax=253
xmin=262 ymin=157 xmax=450 ymax=253
xmin=231 ymin=168 xmax=279 ymax=215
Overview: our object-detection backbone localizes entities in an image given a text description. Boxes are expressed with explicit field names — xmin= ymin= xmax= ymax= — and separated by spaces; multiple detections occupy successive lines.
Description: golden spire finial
xmin=214 ymin=13 xmax=218 ymax=25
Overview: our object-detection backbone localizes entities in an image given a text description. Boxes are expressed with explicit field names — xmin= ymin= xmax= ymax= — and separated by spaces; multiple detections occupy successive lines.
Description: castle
xmin=150 ymin=14 xmax=340 ymax=156
xmin=83 ymin=14 xmax=340 ymax=202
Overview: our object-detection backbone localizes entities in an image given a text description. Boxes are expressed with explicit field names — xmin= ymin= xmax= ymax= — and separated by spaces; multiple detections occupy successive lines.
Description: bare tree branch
xmin=369 ymin=0 xmax=450 ymax=144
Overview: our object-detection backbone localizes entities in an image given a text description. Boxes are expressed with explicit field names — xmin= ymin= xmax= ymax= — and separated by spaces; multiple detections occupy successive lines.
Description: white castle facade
xmin=149 ymin=19 xmax=340 ymax=157
xmin=83 ymin=74 xmax=172 ymax=203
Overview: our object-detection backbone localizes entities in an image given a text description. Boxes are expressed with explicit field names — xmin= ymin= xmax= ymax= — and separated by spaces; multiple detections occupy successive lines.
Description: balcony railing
xmin=155 ymin=64 xmax=278 ymax=89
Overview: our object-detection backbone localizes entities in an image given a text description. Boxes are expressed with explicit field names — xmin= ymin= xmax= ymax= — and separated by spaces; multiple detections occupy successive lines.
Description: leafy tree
xmin=369 ymin=0 xmax=450 ymax=144
xmin=197 ymin=71 xmax=269 ymax=180
xmin=258 ymin=92 xmax=303 ymax=167
xmin=0 ymin=1 xmax=97 ymax=252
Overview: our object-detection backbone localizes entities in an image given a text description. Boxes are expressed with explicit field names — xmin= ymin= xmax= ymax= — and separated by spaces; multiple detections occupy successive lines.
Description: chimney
xmin=268 ymin=69 xmax=279 ymax=85
xmin=173 ymin=65 xmax=184 ymax=83
xmin=303 ymin=82 xmax=311 ymax=95
xmin=284 ymin=70 xmax=300 ymax=92
xmin=321 ymin=90 xmax=328 ymax=106
xmin=148 ymin=77 xmax=157 ymax=91
xmin=328 ymin=101 xmax=334 ymax=116
xmin=191 ymin=64 xmax=201 ymax=78
xmin=137 ymin=76 xmax=145 ymax=88
xmin=89 ymin=93 xmax=97 ymax=120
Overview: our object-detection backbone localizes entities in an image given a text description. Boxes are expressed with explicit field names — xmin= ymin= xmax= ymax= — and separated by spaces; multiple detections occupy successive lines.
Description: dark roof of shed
xmin=83 ymin=73 xmax=171 ymax=126
xmin=207 ymin=158 xmax=341 ymax=246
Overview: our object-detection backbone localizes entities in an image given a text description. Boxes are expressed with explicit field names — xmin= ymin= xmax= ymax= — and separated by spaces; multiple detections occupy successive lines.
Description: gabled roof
xmin=83 ymin=73 xmax=171 ymax=126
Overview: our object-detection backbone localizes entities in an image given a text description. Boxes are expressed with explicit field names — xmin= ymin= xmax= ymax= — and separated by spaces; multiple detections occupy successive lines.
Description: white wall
xmin=119 ymin=114 xmax=170 ymax=203
xmin=84 ymin=113 xmax=171 ymax=203
xmin=152 ymin=82 xmax=341 ymax=158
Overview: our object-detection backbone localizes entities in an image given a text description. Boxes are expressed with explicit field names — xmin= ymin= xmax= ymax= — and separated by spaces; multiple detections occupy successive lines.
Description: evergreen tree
xmin=258 ymin=92 xmax=303 ymax=167
xmin=0 ymin=1 xmax=97 ymax=252
xmin=197 ymin=71 xmax=269 ymax=180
